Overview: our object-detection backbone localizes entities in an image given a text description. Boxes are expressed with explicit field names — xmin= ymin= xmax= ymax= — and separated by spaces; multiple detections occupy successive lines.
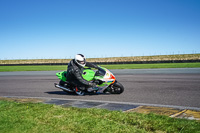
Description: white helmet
xmin=74 ymin=54 xmax=86 ymax=67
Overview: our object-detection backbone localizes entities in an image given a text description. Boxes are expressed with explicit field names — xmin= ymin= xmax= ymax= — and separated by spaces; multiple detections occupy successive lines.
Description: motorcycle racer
xmin=66 ymin=54 xmax=99 ymax=95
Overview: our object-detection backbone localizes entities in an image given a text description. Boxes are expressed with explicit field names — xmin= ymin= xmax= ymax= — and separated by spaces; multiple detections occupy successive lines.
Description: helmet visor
xmin=77 ymin=59 xmax=86 ymax=65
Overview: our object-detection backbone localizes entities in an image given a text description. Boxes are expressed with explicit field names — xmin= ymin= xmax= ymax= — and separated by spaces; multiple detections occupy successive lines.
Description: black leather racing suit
xmin=66 ymin=59 xmax=99 ymax=90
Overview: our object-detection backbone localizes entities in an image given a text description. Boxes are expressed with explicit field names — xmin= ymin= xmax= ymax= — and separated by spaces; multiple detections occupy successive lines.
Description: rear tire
xmin=59 ymin=80 xmax=66 ymax=86
xmin=59 ymin=80 xmax=74 ymax=93
xmin=110 ymin=81 xmax=124 ymax=94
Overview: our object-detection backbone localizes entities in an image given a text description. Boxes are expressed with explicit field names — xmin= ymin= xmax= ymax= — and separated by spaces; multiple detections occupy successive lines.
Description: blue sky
xmin=0 ymin=0 xmax=200 ymax=59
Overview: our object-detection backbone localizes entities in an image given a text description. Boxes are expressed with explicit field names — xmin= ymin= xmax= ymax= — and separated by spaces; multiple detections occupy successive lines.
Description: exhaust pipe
xmin=54 ymin=83 xmax=73 ymax=92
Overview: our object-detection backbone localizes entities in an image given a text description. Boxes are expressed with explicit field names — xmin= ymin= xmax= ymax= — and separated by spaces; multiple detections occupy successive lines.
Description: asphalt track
xmin=0 ymin=68 xmax=200 ymax=109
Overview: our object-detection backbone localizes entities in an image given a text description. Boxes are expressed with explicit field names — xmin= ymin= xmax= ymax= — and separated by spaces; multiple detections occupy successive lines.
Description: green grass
xmin=0 ymin=100 xmax=200 ymax=133
xmin=0 ymin=62 xmax=200 ymax=72
xmin=1 ymin=54 xmax=199 ymax=64
xmin=0 ymin=65 xmax=68 ymax=72
xmin=102 ymin=62 xmax=200 ymax=69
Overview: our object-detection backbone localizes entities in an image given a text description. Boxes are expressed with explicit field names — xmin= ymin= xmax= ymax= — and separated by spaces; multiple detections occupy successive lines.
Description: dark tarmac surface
xmin=0 ymin=68 xmax=200 ymax=109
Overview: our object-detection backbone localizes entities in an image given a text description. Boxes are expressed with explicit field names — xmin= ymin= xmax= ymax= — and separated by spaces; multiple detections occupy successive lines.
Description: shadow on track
xmin=45 ymin=91 xmax=111 ymax=96
xmin=45 ymin=91 xmax=76 ymax=96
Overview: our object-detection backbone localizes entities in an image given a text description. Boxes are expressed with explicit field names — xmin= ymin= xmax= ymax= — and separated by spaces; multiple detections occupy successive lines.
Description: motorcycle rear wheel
xmin=59 ymin=80 xmax=74 ymax=93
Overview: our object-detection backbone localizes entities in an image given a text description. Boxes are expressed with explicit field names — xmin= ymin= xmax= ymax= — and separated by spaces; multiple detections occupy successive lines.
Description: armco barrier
xmin=0 ymin=60 xmax=199 ymax=66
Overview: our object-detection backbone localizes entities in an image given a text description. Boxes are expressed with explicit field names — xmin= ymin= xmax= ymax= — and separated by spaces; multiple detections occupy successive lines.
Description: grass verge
xmin=0 ymin=100 xmax=200 ymax=133
xmin=1 ymin=54 xmax=200 ymax=64
xmin=0 ymin=62 xmax=200 ymax=72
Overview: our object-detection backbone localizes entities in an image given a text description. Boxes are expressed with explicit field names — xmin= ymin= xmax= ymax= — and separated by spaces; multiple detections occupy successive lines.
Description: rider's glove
xmin=89 ymin=82 xmax=96 ymax=88
xmin=94 ymin=80 xmax=100 ymax=85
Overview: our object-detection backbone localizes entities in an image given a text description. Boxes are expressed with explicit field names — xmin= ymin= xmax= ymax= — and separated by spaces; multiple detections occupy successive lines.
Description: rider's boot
xmin=74 ymin=87 xmax=85 ymax=96
xmin=87 ymin=87 xmax=98 ymax=92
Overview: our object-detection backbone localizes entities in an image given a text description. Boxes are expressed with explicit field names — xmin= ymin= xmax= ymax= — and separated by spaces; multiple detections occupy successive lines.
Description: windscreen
xmin=98 ymin=68 xmax=106 ymax=76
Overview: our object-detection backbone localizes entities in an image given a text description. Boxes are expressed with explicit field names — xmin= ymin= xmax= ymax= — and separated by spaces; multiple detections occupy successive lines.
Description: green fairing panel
xmin=56 ymin=70 xmax=95 ymax=82
xmin=82 ymin=69 xmax=95 ymax=81
xmin=56 ymin=71 xmax=67 ymax=81
xmin=56 ymin=67 xmax=104 ymax=82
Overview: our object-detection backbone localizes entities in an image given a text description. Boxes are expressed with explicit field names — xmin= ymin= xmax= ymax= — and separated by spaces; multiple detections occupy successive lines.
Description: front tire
xmin=110 ymin=81 xmax=124 ymax=94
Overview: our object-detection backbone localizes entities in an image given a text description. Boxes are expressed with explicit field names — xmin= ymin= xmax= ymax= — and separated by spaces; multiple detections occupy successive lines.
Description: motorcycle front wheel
xmin=110 ymin=81 xmax=124 ymax=94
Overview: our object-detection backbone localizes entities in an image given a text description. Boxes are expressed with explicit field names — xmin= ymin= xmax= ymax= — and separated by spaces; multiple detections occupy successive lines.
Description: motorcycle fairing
xmin=56 ymin=71 xmax=67 ymax=82
xmin=56 ymin=67 xmax=116 ymax=90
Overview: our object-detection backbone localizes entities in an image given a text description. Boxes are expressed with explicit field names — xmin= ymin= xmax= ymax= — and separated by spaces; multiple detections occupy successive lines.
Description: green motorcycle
xmin=54 ymin=66 xmax=124 ymax=95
